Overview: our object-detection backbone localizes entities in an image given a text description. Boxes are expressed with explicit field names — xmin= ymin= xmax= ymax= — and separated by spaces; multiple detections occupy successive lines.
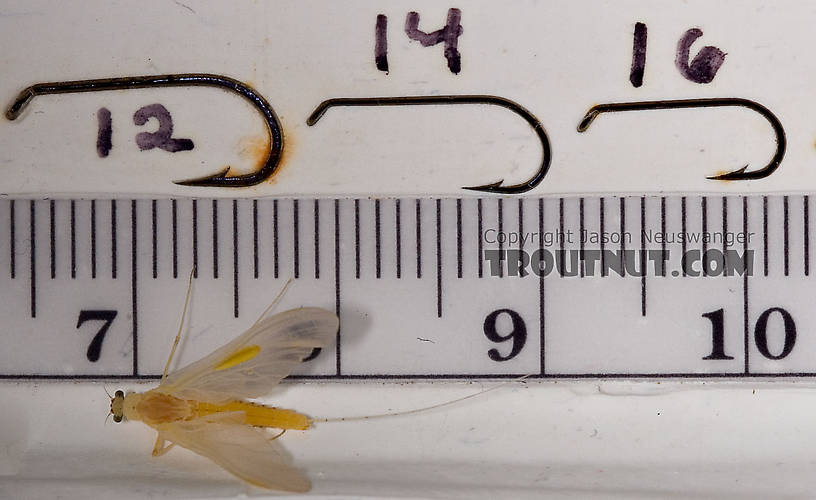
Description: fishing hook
xmin=5 ymin=74 xmax=283 ymax=187
xmin=307 ymin=95 xmax=551 ymax=194
xmin=577 ymin=98 xmax=786 ymax=181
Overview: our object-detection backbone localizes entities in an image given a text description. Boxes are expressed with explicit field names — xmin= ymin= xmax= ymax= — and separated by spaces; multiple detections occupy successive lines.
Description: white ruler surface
xmin=1 ymin=195 xmax=812 ymax=379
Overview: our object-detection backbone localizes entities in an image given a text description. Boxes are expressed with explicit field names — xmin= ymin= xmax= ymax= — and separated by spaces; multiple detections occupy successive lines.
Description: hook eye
xmin=307 ymin=95 xmax=551 ymax=194
xmin=5 ymin=73 xmax=283 ymax=187
xmin=577 ymin=98 xmax=786 ymax=181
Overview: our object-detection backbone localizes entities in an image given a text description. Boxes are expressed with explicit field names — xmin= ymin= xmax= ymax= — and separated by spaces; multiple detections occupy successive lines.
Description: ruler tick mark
xmin=477 ymin=199 xmax=483 ymax=278
xmin=233 ymin=199 xmax=239 ymax=318
xmin=640 ymin=197 xmax=646 ymax=316
xmin=600 ymin=198 xmax=606 ymax=276
xmin=313 ymin=199 xmax=320 ymax=280
xmin=152 ymin=199 xmax=158 ymax=279
xmin=681 ymin=197 xmax=687 ymax=277
xmin=436 ymin=199 xmax=442 ymax=318
xmin=579 ymin=198 xmax=585 ymax=278
xmin=619 ymin=198 xmax=625 ymax=272
xmin=456 ymin=199 xmax=462 ymax=279
xmin=212 ymin=200 xmax=219 ymax=279
xmin=70 ymin=200 xmax=76 ymax=279
xmin=743 ymin=196 xmax=750 ymax=374
xmin=701 ymin=197 xmax=708 ymax=277
xmin=29 ymin=200 xmax=36 ymax=318
xmin=49 ymin=200 xmax=55 ymax=279
xmin=416 ymin=199 xmax=422 ymax=279
xmin=10 ymin=200 xmax=15 ymax=279
xmin=273 ymin=199 xmax=279 ymax=279
xmin=252 ymin=200 xmax=258 ymax=279
xmin=539 ymin=197 xmax=545 ymax=375
xmin=660 ymin=197 xmax=666 ymax=277
xmin=518 ymin=198 xmax=524 ymax=279
xmin=334 ymin=199 xmax=341 ymax=376
xmin=784 ymin=195 xmax=790 ymax=276
xmin=355 ymin=199 xmax=360 ymax=279
xmin=498 ymin=198 xmax=504 ymax=278
xmin=171 ymin=199 xmax=178 ymax=279
xmin=805 ymin=196 xmax=810 ymax=277
xmin=375 ymin=199 xmax=381 ymax=279
xmin=131 ymin=200 xmax=138 ymax=376
xmin=111 ymin=200 xmax=118 ymax=279
xmin=722 ymin=197 xmax=728 ymax=275
xmin=91 ymin=200 xmax=97 ymax=279
xmin=192 ymin=199 xmax=198 ymax=279
xmin=763 ymin=196 xmax=769 ymax=277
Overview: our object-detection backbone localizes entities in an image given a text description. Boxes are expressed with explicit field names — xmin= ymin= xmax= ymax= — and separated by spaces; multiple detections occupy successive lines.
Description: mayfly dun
xmin=108 ymin=274 xmax=528 ymax=492
xmin=108 ymin=275 xmax=338 ymax=492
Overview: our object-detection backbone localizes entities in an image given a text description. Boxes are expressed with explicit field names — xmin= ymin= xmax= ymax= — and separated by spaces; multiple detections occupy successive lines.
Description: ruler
xmin=1 ymin=194 xmax=812 ymax=380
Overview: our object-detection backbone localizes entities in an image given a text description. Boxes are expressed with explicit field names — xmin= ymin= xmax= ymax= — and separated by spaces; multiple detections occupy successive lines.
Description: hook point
xmin=706 ymin=165 xmax=749 ymax=181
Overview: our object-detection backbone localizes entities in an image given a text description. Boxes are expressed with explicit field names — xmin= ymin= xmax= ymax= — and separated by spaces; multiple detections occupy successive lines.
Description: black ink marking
xmin=558 ymin=198 xmax=564 ymax=277
xmin=404 ymin=8 xmax=462 ymax=74
xmin=133 ymin=103 xmax=194 ymax=153
xmin=722 ymin=197 xmax=728 ymax=275
xmin=498 ymin=198 xmax=504 ymax=278
xmin=630 ymin=22 xmax=647 ymax=87
xmin=619 ymin=198 xmax=626 ymax=271
xmin=743 ymin=197 xmax=749 ymax=374
xmin=675 ymin=28 xmax=726 ymax=84
xmin=375 ymin=14 xmax=389 ymax=72
xmin=660 ymin=197 xmax=666 ymax=277
xmin=600 ymin=198 xmax=606 ymax=276
xmin=96 ymin=107 xmax=112 ymax=157
xmin=579 ymin=198 xmax=585 ymax=278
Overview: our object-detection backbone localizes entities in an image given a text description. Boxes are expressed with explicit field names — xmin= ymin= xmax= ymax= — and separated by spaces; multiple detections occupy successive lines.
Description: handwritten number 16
xmin=96 ymin=103 xmax=194 ymax=158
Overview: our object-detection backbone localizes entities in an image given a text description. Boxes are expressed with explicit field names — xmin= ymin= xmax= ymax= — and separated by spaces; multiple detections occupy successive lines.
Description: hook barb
xmin=307 ymin=95 xmax=551 ymax=194
xmin=5 ymin=73 xmax=283 ymax=187
xmin=577 ymin=98 xmax=786 ymax=181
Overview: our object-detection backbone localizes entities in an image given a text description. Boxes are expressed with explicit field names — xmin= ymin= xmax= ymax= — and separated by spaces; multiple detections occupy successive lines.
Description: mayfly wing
xmin=158 ymin=307 xmax=338 ymax=404
xmin=156 ymin=413 xmax=311 ymax=492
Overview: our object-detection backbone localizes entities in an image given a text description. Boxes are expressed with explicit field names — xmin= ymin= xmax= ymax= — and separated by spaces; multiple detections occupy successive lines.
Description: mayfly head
xmin=110 ymin=390 xmax=126 ymax=423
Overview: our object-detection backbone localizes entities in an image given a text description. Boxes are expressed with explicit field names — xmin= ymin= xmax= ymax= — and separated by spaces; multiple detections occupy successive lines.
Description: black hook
xmin=307 ymin=95 xmax=551 ymax=194
xmin=5 ymin=74 xmax=283 ymax=187
xmin=577 ymin=98 xmax=786 ymax=180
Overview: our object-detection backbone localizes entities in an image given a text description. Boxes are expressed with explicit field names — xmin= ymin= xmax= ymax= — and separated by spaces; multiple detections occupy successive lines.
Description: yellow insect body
xmin=109 ymin=305 xmax=339 ymax=492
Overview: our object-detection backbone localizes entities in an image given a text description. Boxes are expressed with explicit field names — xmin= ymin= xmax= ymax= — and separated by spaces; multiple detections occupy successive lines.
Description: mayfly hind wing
xmin=157 ymin=307 xmax=338 ymax=404
xmin=156 ymin=412 xmax=311 ymax=492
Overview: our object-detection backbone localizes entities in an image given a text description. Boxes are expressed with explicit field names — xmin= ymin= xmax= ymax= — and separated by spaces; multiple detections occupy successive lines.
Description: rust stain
xmin=233 ymin=127 xmax=293 ymax=186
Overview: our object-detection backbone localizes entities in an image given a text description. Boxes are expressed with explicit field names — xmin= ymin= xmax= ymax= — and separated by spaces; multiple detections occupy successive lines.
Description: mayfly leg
xmin=162 ymin=267 xmax=196 ymax=381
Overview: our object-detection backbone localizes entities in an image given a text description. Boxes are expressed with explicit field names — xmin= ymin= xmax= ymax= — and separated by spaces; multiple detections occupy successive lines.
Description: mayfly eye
xmin=113 ymin=415 xmax=122 ymax=423
xmin=115 ymin=390 xmax=124 ymax=398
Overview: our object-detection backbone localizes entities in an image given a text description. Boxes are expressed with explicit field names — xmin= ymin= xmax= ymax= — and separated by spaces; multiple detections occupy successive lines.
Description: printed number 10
xmin=703 ymin=307 xmax=797 ymax=361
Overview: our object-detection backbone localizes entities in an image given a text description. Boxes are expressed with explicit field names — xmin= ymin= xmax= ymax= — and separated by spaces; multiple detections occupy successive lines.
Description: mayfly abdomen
xmin=195 ymin=401 xmax=311 ymax=430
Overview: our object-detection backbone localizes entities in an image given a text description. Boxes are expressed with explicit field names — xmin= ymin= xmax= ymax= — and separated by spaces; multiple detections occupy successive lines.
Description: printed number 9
xmin=483 ymin=309 xmax=527 ymax=362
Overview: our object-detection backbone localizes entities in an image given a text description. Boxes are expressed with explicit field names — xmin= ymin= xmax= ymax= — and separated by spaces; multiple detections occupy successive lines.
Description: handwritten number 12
xmin=96 ymin=104 xmax=194 ymax=158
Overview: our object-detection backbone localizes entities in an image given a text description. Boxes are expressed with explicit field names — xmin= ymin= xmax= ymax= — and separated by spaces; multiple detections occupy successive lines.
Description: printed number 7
xmin=76 ymin=310 xmax=118 ymax=362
